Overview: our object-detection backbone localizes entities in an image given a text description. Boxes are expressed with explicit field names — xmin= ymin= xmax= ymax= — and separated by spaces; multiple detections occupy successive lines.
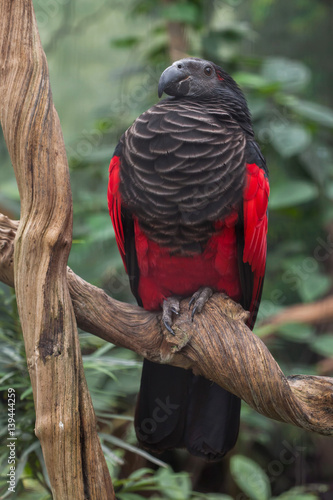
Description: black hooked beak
xmin=158 ymin=63 xmax=191 ymax=98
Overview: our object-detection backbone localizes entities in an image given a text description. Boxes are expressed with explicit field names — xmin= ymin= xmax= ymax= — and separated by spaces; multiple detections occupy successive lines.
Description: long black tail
xmin=135 ymin=359 xmax=240 ymax=461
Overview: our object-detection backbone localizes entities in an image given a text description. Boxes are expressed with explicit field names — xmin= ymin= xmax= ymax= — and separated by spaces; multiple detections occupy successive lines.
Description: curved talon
xmin=162 ymin=296 xmax=181 ymax=335
xmin=189 ymin=287 xmax=214 ymax=321
xmin=163 ymin=320 xmax=176 ymax=336
xmin=191 ymin=304 xmax=199 ymax=320
xmin=188 ymin=295 xmax=196 ymax=309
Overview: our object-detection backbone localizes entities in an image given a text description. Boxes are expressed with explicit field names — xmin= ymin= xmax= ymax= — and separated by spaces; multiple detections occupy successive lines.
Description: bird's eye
xmin=204 ymin=66 xmax=212 ymax=76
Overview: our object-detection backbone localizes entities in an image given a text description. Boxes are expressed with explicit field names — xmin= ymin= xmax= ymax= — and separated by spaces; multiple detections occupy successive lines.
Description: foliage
xmin=229 ymin=454 xmax=328 ymax=500
xmin=0 ymin=290 xmax=50 ymax=498
xmin=0 ymin=0 xmax=332 ymax=498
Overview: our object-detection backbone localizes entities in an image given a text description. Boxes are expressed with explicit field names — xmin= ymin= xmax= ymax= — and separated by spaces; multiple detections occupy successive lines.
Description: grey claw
xmin=191 ymin=305 xmax=198 ymax=321
xmin=188 ymin=295 xmax=196 ymax=309
xmin=189 ymin=287 xmax=214 ymax=320
xmin=163 ymin=320 xmax=176 ymax=336
xmin=162 ymin=296 xmax=180 ymax=335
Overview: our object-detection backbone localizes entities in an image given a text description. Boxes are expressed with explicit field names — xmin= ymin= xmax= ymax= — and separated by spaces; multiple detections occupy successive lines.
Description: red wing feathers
xmin=108 ymin=154 xmax=126 ymax=270
xmin=243 ymin=163 xmax=269 ymax=317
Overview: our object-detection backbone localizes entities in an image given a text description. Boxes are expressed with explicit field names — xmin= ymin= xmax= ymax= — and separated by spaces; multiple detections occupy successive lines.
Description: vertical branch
xmin=166 ymin=21 xmax=189 ymax=61
xmin=162 ymin=0 xmax=189 ymax=61
xmin=0 ymin=2 xmax=113 ymax=498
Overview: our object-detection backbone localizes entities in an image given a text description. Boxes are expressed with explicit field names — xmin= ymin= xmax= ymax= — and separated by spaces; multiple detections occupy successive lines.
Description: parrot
xmin=107 ymin=57 xmax=269 ymax=461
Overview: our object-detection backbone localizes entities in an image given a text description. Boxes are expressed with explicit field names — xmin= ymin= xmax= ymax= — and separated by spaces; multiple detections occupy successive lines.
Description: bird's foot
xmin=162 ymin=296 xmax=180 ymax=336
xmin=189 ymin=287 xmax=214 ymax=320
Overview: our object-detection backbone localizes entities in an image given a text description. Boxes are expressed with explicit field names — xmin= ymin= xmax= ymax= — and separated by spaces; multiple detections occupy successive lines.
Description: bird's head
xmin=158 ymin=57 xmax=252 ymax=130
xmin=158 ymin=57 xmax=241 ymax=100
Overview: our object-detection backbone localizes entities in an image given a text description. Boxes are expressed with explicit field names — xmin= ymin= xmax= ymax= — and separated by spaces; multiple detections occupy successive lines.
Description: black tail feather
xmin=184 ymin=375 xmax=240 ymax=460
xmin=135 ymin=360 xmax=191 ymax=450
xmin=135 ymin=359 xmax=240 ymax=461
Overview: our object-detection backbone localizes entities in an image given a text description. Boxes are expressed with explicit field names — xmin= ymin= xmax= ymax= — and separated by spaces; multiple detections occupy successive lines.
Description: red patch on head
xmin=216 ymin=71 xmax=224 ymax=81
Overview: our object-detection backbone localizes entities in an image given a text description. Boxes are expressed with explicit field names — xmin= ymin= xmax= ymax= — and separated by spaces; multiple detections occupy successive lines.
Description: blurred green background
xmin=1 ymin=0 xmax=333 ymax=498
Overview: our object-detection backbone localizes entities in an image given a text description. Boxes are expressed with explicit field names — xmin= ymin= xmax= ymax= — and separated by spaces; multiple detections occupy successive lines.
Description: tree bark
xmin=0 ymin=2 xmax=113 ymax=499
xmin=1 ymin=214 xmax=333 ymax=437
xmin=162 ymin=0 xmax=189 ymax=61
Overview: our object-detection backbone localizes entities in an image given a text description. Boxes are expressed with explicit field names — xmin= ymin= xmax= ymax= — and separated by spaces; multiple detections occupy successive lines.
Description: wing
xmin=237 ymin=141 xmax=269 ymax=329
xmin=108 ymin=142 xmax=125 ymax=268
xmin=107 ymin=141 xmax=141 ymax=304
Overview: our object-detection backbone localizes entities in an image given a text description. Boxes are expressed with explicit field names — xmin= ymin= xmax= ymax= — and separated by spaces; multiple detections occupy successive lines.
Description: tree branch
xmin=1 ymin=213 xmax=332 ymax=437
xmin=0 ymin=2 xmax=113 ymax=498
xmin=162 ymin=0 xmax=189 ymax=61
xmin=263 ymin=296 xmax=333 ymax=326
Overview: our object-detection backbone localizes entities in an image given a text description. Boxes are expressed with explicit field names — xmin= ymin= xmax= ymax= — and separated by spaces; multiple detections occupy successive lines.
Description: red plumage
xmin=108 ymin=157 xmax=269 ymax=320
xmin=108 ymin=155 xmax=126 ymax=268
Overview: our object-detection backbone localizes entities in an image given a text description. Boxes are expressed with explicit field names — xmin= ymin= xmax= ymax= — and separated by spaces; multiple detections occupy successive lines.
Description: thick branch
xmin=1 ymin=213 xmax=332 ymax=437
xmin=0 ymin=3 xmax=113 ymax=499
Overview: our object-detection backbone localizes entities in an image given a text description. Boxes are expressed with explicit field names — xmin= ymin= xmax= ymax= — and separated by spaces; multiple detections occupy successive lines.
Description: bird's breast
xmin=120 ymin=100 xmax=246 ymax=254
xmin=134 ymin=214 xmax=242 ymax=310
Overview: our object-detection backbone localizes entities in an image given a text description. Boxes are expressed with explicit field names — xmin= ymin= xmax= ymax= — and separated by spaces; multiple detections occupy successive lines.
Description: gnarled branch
xmin=1 ymin=213 xmax=332 ymax=437
xmin=0 ymin=2 xmax=113 ymax=498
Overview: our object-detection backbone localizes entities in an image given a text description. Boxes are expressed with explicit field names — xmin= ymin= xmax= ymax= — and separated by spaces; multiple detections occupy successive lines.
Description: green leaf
xmin=269 ymin=123 xmax=311 ymax=158
xmin=230 ymin=455 xmax=271 ymax=500
xmin=234 ymin=72 xmax=271 ymax=89
xmin=20 ymin=386 xmax=33 ymax=400
xmin=127 ymin=468 xmax=154 ymax=481
xmin=297 ymin=273 xmax=331 ymax=303
xmin=274 ymin=483 xmax=328 ymax=499
xmin=117 ymin=494 xmax=149 ymax=500
xmin=310 ymin=334 xmax=333 ymax=357
xmin=155 ymin=468 xmax=192 ymax=499
xmin=13 ymin=440 xmax=42 ymax=488
xmin=0 ymin=371 xmax=15 ymax=385
xmin=101 ymin=444 xmax=124 ymax=466
xmin=275 ymin=493 xmax=319 ymax=500
xmin=196 ymin=495 xmax=234 ymax=500
xmin=99 ymin=434 xmax=167 ymax=468
xmin=277 ymin=323 xmax=314 ymax=343
xmin=161 ymin=3 xmax=199 ymax=24
xmin=269 ymin=180 xmax=318 ymax=209
xmin=111 ymin=36 xmax=140 ymax=48
xmin=262 ymin=57 xmax=310 ymax=92
xmin=252 ymin=0 xmax=275 ymax=22
xmin=288 ymin=99 xmax=333 ymax=128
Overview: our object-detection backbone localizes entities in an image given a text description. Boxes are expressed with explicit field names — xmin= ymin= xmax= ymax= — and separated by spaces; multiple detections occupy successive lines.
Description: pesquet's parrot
xmin=108 ymin=58 xmax=269 ymax=461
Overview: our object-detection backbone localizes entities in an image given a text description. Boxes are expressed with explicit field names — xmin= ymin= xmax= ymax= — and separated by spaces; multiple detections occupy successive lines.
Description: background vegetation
xmin=0 ymin=0 xmax=332 ymax=498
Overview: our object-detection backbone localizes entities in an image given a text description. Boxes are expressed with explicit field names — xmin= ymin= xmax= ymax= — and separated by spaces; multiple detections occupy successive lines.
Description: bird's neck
xmin=172 ymin=94 xmax=254 ymax=137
